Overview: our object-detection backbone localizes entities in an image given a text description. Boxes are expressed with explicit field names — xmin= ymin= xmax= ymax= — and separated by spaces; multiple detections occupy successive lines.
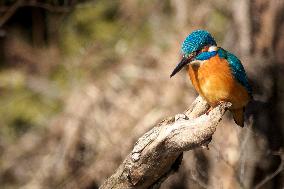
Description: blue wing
xmin=218 ymin=48 xmax=252 ymax=95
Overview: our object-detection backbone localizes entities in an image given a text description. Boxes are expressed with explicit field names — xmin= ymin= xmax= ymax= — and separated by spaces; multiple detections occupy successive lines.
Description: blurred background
xmin=0 ymin=0 xmax=283 ymax=188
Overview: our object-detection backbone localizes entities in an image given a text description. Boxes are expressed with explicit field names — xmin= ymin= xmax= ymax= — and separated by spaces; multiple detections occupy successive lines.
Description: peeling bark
xmin=100 ymin=96 xmax=231 ymax=189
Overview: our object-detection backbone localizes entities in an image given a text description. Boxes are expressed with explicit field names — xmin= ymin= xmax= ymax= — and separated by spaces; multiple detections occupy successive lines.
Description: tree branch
xmin=99 ymin=96 xmax=231 ymax=189
xmin=0 ymin=0 xmax=73 ymax=28
xmin=0 ymin=0 xmax=24 ymax=27
xmin=254 ymin=152 xmax=284 ymax=189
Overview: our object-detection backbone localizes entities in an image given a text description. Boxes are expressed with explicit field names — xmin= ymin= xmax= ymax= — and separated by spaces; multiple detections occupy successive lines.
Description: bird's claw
xmin=217 ymin=100 xmax=226 ymax=105
xmin=206 ymin=101 xmax=228 ymax=115
xmin=205 ymin=107 xmax=213 ymax=115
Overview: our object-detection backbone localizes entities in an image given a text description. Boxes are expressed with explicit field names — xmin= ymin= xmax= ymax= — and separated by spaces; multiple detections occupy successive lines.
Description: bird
xmin=170 ymin=29 xmax=252 ymax=127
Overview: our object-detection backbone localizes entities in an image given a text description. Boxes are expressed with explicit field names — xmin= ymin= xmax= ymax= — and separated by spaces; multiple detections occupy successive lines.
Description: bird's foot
xmin=205 ymin=107 xmax=213 ymax=115
xmin=206 ymin=101 xmax=228 ymax=115
xmin=217 ymin=100 xmax=227 ymax=105
xmin=217 ymin=100 xmax=231 ymax=111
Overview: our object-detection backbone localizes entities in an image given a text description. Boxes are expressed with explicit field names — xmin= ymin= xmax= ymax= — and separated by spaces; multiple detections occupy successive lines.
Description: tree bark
xmin=100 ymin=96 xmax=231 ymax=189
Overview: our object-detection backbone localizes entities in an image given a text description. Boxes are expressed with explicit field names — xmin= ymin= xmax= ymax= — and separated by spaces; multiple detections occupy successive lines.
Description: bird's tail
xmin=231 ymin=108 xmax=244 ymax=127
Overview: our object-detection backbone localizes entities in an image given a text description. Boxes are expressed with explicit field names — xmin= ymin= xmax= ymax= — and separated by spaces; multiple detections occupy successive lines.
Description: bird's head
xmin=170 ymin=30 xmax=217 ymax=77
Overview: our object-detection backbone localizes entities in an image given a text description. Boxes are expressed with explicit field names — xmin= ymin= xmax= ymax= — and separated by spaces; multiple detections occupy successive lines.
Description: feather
xmin=231 ymin=108 xmax=245 ymax=127
xmin=182 ymin=30 xmax=216 ymax=56
xmin=218 ymin=48 xmax=252 ymax=95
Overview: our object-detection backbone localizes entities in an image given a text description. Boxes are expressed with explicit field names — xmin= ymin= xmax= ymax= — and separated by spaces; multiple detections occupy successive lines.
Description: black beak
xmin=170 ymin=55 xmax=194 ymax=77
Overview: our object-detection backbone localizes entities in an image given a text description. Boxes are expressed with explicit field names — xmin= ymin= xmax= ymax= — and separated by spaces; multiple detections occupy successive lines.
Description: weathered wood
xmin=100 ymin=96 xmax=231 ymax=189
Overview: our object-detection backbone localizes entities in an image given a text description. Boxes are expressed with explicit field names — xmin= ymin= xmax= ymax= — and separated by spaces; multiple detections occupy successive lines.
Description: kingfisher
xmin=170 ymin=30 xmax=252 ymax=127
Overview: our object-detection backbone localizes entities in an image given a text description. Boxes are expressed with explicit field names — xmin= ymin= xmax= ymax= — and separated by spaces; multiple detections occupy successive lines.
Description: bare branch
xmin=100 ymin=96 xmax=231 ymax=189
xmin=254 ymin=153 xmax=284 ymax=189
xmin=23 ymin=2 xmax=72 ymax=13
xmin=0 ymin=0 xmax=73 ymax=28
xmin=0 ymin=0 xmax=23 ymax=27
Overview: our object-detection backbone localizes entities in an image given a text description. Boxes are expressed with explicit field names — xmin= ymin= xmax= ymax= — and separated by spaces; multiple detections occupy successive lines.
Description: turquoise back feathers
xmin=181 ymin=30 xmax=217 ymax=56
xmin=218 ymin=48 xmax=252 ymax=95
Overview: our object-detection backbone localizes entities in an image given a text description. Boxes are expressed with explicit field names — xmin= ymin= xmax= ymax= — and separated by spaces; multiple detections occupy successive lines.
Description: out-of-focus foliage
xmin=0 ymin=0 xmax=163 ymax=146
xmin=60 ymin=1 xmax=121 ymax=55
xmin=0 ymin=0 xmax=283 ymax=188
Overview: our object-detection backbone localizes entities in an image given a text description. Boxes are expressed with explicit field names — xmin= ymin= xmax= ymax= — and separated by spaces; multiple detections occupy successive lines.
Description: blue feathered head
xmin=181 ymin=30 xmax=217 ymax=57
xmin=170 ymin=30 xmax=217 ymax=77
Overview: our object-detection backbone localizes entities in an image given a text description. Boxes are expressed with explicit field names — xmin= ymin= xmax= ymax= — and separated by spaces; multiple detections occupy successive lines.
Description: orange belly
xmin=188 ymin=55 xmax=250 ymax=109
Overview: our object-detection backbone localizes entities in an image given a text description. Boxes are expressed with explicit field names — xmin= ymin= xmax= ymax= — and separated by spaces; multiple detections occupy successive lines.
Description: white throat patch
xmin=208 ymin=46 xmax=218 ymax=52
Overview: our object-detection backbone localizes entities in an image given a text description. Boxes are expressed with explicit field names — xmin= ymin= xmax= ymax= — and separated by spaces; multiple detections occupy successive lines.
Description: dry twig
xmin=254 ymin=152 xmax=284 ymax=189
xmin=100 ymin=96 xmax=231 ymax=189
xmin=0 ymin=0 xmax=72 ymax=27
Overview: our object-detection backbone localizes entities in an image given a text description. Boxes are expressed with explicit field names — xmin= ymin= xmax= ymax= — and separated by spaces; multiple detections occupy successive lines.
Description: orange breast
xmin=188 ymin=55 xmax=250 ymax=109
